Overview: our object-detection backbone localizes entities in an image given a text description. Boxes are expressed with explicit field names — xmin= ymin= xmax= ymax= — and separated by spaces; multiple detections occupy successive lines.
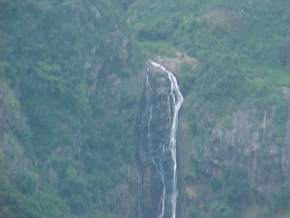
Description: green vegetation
xmin=0 ymin=0 xmax=141 ymax=217
xmin=127 ymin=0 xmax=290 ymax=217
xmin=1 ymin=0 xmax=290 ymax=217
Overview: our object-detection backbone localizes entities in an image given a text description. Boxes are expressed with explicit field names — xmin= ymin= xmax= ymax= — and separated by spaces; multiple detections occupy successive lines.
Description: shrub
xmin=209 ymin=202 xmax=234 ymax=218
xmin=15 ymin=173 xmax=38 ymax=195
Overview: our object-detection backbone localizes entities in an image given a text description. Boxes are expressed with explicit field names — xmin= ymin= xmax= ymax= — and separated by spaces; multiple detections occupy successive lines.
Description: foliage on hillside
xmin=0 ymin=0 xmax=141 ymax=217
xmin=127 ymin=0 xmax=290 ymax=217
xmin=1 ymin=0 xmax=290 ymax=217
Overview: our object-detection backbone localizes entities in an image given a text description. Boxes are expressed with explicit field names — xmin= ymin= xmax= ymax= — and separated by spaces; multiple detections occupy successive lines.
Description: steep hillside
xmin=127 ymin=0 xmax=290 ymax=217
xmin=0 ymin=0 xmax=141 ymax=217
xmin=1 ymin=0 xmax=290 ymax=218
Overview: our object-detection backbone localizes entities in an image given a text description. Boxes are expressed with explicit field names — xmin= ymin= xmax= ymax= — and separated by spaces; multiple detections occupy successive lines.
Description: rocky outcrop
xmin=137 ymin=62 xmax=183 ymax=218
xmin=178 ymin=93 xmax=290 ymax=218
xmin=153 ymin=53 xmax=199 ymax=74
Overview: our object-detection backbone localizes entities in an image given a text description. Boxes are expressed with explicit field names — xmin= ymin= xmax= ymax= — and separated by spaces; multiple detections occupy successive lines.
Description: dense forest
xmin=1 ymin=0 xmax=290 ymax=218
xmin=0 ymin=1 xmax=141 ymax=217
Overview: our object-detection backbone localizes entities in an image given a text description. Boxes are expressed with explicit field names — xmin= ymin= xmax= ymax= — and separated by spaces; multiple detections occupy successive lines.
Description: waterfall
xmin=149 ymin=60 xmax=184 ymax=218
xmin=146 ymin=74 xmax=166 ymax=218
xmin=137 ymin=60 xmax=183 ymax=218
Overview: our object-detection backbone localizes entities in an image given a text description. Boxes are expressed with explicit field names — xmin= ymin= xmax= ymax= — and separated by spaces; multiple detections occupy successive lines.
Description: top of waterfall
xmin=149 ymin=60 xmax=174 ymax=75
xmin=150 ymin=53 xmax=199 ymax=73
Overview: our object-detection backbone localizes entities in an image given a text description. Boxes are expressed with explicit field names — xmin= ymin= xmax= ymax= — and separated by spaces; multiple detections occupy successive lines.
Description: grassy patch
xmin=136 ymin=41 xmax=178 ymax=57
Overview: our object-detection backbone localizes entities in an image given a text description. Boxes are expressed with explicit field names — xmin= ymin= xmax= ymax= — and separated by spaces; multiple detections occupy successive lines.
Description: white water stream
xmin=149 ymin=60 xmax=184 ymax=218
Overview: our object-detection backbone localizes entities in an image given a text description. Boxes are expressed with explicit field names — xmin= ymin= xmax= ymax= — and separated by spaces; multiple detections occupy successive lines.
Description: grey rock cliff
xmin=137 ymin=63 xmax=179 ymax=218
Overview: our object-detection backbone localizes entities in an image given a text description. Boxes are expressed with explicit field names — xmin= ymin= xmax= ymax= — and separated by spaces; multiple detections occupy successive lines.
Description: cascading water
xmin=150 ymin=60 xmax=184 ymax=218
xmin=137 ymin=60 xmax=183 ymax=218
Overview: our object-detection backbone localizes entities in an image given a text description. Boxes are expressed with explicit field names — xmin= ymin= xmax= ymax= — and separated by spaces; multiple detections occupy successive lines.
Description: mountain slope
xmin=1 ymin=0 xmax=290 ymax=218
xmin=127 ymin=0 xmax=290 ymax=217
xmin=0 ymin=0 xmax=141 ymax=217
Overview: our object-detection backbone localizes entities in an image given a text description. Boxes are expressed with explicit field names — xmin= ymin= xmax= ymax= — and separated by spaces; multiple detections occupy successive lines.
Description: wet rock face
xmin=137 ymin=65 xmax=175 ymax=218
